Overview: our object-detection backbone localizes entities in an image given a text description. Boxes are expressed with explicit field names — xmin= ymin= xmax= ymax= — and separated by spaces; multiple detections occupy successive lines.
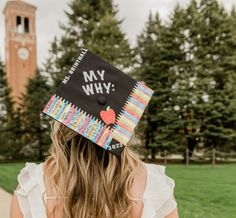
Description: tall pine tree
xmin=135 ymin=0 xmax=236 ymax=156
xmin=135 ymin=8 xmax=187 ymax=157
xmin=20 ymin=70 xmax=52 ymax=161
xmin=44 ymin=0 xmax=132 ymax=87
xmin=134 ymin=13 xmax=163 ymax=156
xmin=0 ymin=58 xmax=14 ymax=127
xmin=0 ymin=57 xmax=19 ymax=159
xmin=164 ymin=0 xmax=236 ymax=152
xmin=189 ymin=0 xmax=236 ymax=151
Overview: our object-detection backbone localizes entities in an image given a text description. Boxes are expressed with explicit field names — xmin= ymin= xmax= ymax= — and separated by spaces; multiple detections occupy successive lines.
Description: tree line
xmin=0 ymin=0 xmax=236 ymax=161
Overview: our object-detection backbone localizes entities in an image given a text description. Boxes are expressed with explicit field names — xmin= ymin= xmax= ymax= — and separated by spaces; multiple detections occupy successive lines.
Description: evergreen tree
xmin=168 ymin=0 xmax=236 ymax=152
xmin=134 ymin=13 xmax=163 ymax=156
xmin=189 ymin=0 xmax=236 ymax=151
xmin=20 ymin=70 xmax=52 ymax=161
xmin=44 ymin=0 xmax=132 ymax=87
xmin=0 ymin=58 xmax=18 ymax=159
xmin=167 ymin=0 xmax=209 ymax=155
xmin=135 ymin=9 xmax=187 ymax=157
xmin=226 ymin=6 xmax=236 ymax=151
xmin=158 ymin=4 xmax=192 ymax=154
xmin=135 ymin=0 xmax=236 ymax=156
xmin=165 ymin=0 xmax=236 ymax=152
xmin=0 ymin=58 xmax=13 ymax=126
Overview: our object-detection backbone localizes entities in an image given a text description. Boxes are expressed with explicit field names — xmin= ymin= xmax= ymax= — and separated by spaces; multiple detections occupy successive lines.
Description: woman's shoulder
xmin=141 ymin=162 xmax=177 ymax=218
xmin=14 ymin=162 xmax=47 ymax=218
xmin=143 ymin=162 xmax=175 ymax=198
xmin=15 ymin=162 xmax=45 ymax=196
xmin=18 ymin=161 xmax=44 ymax=174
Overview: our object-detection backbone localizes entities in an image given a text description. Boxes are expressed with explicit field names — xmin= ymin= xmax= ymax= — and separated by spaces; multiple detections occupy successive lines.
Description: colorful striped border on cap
xmin=42 ymin=94 xmax=112 ymax=150
xmin=111 ymin=82 xmax=154 ymax=145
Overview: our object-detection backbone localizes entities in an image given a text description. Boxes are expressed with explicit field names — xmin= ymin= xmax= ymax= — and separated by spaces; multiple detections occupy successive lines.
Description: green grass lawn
xmin=0 ymin=163 xmax=235 ymax=218
xmin=166 ymin=165 xmax=236 ymax=218
xmin=0 ymin=162 xmax=25 ymax=193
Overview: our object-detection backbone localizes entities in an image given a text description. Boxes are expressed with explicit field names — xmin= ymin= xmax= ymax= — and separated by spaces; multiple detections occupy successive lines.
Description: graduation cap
xmin=42 ymin=48 xmax=154 ymax=157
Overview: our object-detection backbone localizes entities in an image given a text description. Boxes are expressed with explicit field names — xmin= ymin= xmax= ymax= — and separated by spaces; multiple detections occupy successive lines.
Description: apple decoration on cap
xmin=100 ymin=106 xmax=116 ymax=125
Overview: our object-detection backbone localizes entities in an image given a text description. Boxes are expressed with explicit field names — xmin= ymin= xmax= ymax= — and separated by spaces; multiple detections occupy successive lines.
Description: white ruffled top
xmin=15 ymin=162 xmax=177 ymax=218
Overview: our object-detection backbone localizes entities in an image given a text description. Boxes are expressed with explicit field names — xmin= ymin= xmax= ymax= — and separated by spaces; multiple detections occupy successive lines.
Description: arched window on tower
xmin=24 ymin=17 xmax=29 ymax=33
xmin=16 ymin=16 xmax=23 ymax=33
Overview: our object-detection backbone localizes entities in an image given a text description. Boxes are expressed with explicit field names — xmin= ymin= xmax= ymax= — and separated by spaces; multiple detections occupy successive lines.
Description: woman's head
xmin=45 ymin=120 xmax=141 ymax=218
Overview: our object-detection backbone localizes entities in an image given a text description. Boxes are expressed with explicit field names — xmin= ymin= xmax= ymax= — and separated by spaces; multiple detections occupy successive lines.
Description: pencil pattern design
xmin=42 ymin=82 xmax=154 ymax=150
xmin=42 ymin=95 xmax=112 ymax=149
xmin=111 ymin=82 xmax=154 ymax=145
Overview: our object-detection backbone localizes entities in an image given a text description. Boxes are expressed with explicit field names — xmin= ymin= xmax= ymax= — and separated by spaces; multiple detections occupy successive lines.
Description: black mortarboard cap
xmin=42 ymin=48 xmax=154 ymax=157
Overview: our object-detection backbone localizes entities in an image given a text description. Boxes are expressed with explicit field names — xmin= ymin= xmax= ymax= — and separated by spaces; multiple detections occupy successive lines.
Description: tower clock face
xmin=17 ymin=48 xmax=29 ymax=60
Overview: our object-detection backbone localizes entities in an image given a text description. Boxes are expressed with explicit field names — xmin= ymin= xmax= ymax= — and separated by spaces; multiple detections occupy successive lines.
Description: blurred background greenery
xmin=0 ymin=0 xmax=236 ymax=217
xmin=1 ymin=0 xmax=236 ymax=161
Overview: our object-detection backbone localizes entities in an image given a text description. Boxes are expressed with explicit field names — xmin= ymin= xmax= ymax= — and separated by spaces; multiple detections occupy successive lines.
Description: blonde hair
xmin=44 ymin=120 xmax=141 ymax=218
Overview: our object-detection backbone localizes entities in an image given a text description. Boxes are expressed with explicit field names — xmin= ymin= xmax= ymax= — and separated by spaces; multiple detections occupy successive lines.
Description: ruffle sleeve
xmin=14 ymin=162 xmax=47 ymax=218
xmin=141 ymin=164 xmax=177 ymax=218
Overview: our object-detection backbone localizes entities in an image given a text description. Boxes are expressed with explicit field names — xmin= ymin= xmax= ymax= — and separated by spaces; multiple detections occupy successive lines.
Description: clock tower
xmin=3 ymin=0 xmax=37 ymax=106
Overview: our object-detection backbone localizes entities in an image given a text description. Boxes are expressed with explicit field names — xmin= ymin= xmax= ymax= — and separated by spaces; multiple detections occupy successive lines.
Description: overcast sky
xmin=0 ymin=0 xmax=235 ymax=67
